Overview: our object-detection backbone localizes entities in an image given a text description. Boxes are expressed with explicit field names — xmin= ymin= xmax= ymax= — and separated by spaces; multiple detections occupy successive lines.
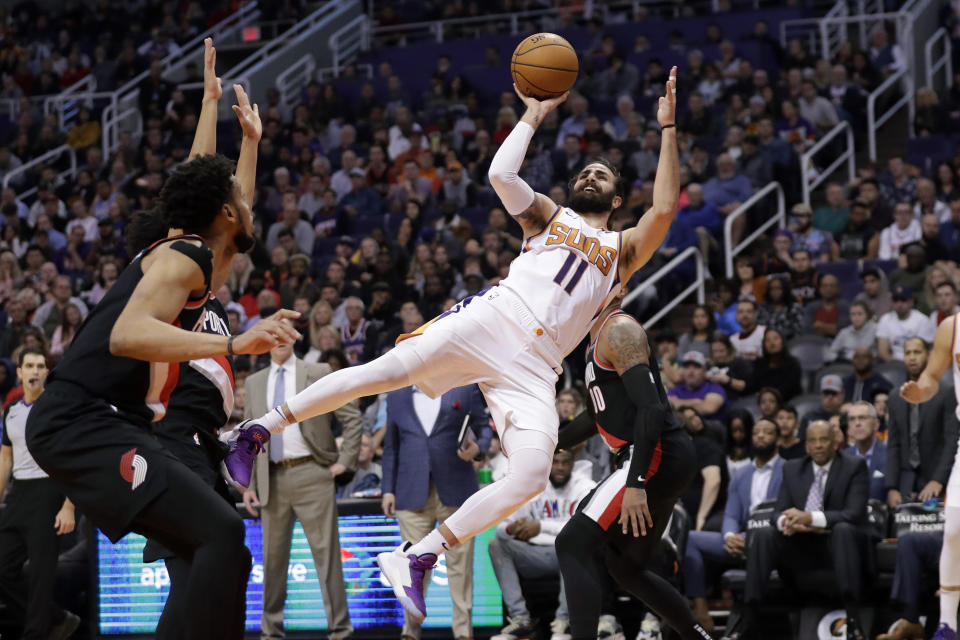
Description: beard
xmin=752 ymin=441 xmax=778 ymax=460
xmin=549 ymin=473 xmax=571 ymax=489
xmin=569 ymin=187 xmax=615 ymax=214
xmin=234 ymin=229 xmax=256 ymax=254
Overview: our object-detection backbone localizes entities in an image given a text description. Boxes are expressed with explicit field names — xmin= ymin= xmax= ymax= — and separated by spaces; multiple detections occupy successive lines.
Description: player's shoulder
xmin=601 ymin=311 xmax=644 ymax=341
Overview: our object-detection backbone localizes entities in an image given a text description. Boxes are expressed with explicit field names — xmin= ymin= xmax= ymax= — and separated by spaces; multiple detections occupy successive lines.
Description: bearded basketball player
xmin=229 ymin=68 xmax=681 ymax=622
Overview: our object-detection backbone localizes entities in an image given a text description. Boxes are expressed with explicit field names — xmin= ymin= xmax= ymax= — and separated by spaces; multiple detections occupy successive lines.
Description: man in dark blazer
xmin=885 ymin=336 xmax=959 ymax=507
xmin=728 ymin=420 xmax=870 ymax=640
xmin=684 ymin=418 xmax=785 ymax=632
xmin=241 ymin=337 xmax=364 ymax=640
xmin=844 ymin=401 xmax=888 ymax=501
xmin=842 ymin=347 xmax=892 ymax=403
xmin=381 ymin=384 xmax=491 ymax=640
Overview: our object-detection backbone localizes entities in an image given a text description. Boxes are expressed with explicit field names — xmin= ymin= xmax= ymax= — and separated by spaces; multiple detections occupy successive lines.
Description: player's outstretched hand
xmin=620 ymin=487 xmax=653 ymax=537
xmin=231 ymin=309 xmax=301 ymax=354
xmin=232 ymin=83 xmax=261 ymax=141
xmin=900 ymin=380 xmax=926 ymax=404
xmin=202 ymin=37 xmax=222 ymax=103
xmin=513 ymin=83 xmax=569 ymax=115
xmin=657 ymin=65 xmax=677 ymax=127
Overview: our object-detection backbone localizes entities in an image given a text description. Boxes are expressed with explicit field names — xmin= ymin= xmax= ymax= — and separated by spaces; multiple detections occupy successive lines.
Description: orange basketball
xmin=511 ymin=33 xmax=579 ymax=100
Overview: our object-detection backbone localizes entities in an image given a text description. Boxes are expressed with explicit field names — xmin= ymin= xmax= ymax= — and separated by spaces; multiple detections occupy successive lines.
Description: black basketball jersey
xmin=51 ymin=234 xmax=214 ymax=427
xmin=584 ymin=310 xmax=681 ymax=452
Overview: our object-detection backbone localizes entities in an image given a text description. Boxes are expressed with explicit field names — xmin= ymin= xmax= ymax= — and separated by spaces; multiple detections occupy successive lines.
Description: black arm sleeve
xmin=1 ymin=406 xmax=10 ymax=447
xmin=557 ymin=410 xmax=597 ymax=451
xmin=622 ymin=364 xmax=669 ymax=489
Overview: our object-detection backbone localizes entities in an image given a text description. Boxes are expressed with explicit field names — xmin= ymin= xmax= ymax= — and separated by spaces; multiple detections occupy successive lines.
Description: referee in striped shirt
xmin=0 ymin=347 xmax=80 ymax=639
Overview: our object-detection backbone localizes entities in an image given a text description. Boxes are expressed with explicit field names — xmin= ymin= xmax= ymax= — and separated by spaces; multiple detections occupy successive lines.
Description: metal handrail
xmin=330 ymin=14 xmax=368 ymax=76
xmin=801 ymin=121 xmax=856 ymax=205
xmin=369 ymin=6 xmax=573 ymax=44
xmin=621 ymin=246 xmax=705 ymax=329
xmin=2 ymin=144 xmax=77 ymax=199
xmin=724 ymin=182 xmax=786 ymax=279
xmin=925 ymin=27 xmax=953 ymax=91
xmin=867 ymin=67 xmax=914 ymax=162
xmin=275 ymin=55 xmax=317 ymax=108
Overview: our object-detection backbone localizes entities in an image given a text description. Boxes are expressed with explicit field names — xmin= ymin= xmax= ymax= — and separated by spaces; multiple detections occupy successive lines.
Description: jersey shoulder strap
xmin=167 ymin=240 xmax=214 ymax=293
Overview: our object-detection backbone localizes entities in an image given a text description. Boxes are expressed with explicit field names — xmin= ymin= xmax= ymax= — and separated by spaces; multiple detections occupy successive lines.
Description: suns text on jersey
xmin=544 ymin=222 xmax=618 ymax=276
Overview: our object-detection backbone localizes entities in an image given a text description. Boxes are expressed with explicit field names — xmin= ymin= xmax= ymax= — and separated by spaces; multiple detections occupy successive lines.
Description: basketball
xmin=511 ymin=33 xmax=579 ymax=100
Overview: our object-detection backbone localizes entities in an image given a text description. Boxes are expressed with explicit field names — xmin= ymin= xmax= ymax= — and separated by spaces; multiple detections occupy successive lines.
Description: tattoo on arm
xmin=602 ymin=318 xmax=650 ymax=375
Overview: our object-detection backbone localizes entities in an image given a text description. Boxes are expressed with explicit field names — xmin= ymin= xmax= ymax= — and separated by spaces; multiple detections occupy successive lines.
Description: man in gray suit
xmin=886 ymin=336 xmax=959 ymax=507
xmin=242 ymin=333 xmax=363 ymax=640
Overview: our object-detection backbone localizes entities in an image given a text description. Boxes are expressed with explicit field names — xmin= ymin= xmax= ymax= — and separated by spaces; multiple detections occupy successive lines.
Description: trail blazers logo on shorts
xmin=120 ymin=447 xmax=148 ymax=490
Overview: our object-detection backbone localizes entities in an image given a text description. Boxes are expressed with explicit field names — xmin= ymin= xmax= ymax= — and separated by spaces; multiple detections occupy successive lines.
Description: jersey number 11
xmin=553 ymin=251 xmax=588 ymax=295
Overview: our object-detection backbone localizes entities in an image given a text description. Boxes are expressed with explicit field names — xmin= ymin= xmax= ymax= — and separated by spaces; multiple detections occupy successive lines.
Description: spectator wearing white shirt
xmin=64 ymin=199 xmax=98 ymax=242
xmin=297 ymin=175 xmax=326 ymax=219
xmin=914 ymin=178 xmax=951 ymax=224
xmin=330 ymin=150 xmax=359 ymax=202
xmin=730 ymin=300 xmax=766 ymax=361
xmin=488 ymin=449 xmax=595 ymax=640
xmin=798 ymin=80 xmax=839 ymax=135
xmin=928 ymin=280 xmax=960 ymax=332
xmin=877 ymin=202 xmax=922 ymax=260
xmin=876 ymin=286 xmax=936 ymax=361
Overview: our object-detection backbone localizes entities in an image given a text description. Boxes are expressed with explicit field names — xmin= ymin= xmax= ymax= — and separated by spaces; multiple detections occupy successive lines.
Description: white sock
xmin=257 ymin=407 xmax=290 ymax=432
xmin=940 ymin=506 xmax=960 ymax=629
xmin=408 ymin=529 xmax=449 ymax=557
xmin=942 ymin=590 xmax=960 ymax=630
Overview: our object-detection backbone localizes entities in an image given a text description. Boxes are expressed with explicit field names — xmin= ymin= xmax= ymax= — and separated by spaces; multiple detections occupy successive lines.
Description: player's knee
xmin=555 ymin=514 xmax=596 ymax=559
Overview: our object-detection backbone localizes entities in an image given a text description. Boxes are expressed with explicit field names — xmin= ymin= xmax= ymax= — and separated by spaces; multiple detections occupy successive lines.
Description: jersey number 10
xmin=553 ymin=252 xmax=589 ymax=295
xmin=589 ymin=385 xmax=606 ymax=412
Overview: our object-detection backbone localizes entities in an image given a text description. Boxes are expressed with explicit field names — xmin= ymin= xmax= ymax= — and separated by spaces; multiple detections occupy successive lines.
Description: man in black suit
xmin=842 ymin=347 xmax=892 ymax=403
xmin=885 ymin=336 xmax=959 ymax=507
xmin=725 ymin=421 xmax=870 ymax=640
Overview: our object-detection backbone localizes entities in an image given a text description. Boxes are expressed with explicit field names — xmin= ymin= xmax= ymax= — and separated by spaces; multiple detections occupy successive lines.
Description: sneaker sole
xmin=376 ymin=551 xmax=426 ymax=623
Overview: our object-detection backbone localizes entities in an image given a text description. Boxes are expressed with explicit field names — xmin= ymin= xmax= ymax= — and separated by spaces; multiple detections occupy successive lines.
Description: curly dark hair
xmin=158 ymin=154 xmax=236 ymax=235
xmin=125 ymin=208 xmax=171 ymax=256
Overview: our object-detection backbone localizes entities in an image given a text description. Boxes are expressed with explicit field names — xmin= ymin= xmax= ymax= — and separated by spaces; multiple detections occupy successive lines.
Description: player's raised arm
xmin=901 ymin=316 xmax=954 ymax=404
xmin=232 ymin=84 xmax=261 ymax=207
xmin=487 ymin=86 xmax=567 ymax=236
xmin=189 ymin=38 xmax=222 ymax=160
xmin=619 ymin=67 xmax=680 ymax=279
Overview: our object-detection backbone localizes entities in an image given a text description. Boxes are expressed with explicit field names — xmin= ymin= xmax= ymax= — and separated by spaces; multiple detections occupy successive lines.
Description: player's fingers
xmin=632 ymin=510 xmax=642 ymax=537
xmin=234 ymin=84 xmax=248 ymax=105
xmin=272 ymin=309 xmax=302 ymax=320
xmin=643 ymin=503 xmax=654 ymax=528
xmin=619 ymin=511 xmax=628 ymax=535
xmin=254 ymin=103 xmax=259 ymax=117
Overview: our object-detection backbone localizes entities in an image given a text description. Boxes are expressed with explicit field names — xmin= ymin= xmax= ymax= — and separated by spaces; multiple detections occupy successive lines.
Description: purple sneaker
xmin=223 ymin=420 xmax=270 ymax=489
xmin=376 ymin=543 xmax=436 ymax=622
xmin=933 ymin=624 xmax=958 ymax=640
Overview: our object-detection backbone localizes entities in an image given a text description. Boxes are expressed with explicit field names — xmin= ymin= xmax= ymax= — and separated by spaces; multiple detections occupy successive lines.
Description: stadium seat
xmin=788 ymin=393 xmax=823 ymax=421
xmin=812 ymin=363 xmax=854 ymax=395
xmin=875 ymin=360 xmax=907 ymax=390
xmin=730 ymin=394 xmax=761 ymax=420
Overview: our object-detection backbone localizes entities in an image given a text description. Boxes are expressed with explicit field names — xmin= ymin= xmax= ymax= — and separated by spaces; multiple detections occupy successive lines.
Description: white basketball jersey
xmin=952 ymin=314 xmax=960 ymax=421
xmin=499 ymin=206 xmax=622 ymax=357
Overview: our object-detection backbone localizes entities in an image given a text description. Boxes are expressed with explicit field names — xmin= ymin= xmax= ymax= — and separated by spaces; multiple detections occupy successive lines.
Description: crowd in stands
xmin=1 ymin=0 xmax=960 ymax=636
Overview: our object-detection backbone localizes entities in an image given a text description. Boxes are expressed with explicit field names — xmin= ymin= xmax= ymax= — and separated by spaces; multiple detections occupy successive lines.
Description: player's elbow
xmin=488 ymin=167 xmax=514 ymax=191
xmin=109 ymin=324 xmax=139 ymax=359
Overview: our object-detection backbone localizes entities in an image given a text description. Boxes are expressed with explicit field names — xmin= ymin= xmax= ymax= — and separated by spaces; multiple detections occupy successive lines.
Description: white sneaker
xmin=375 ymin=543 xmax=435 ymax=623
xmin=550 ymin=618 xmax=572 ymax=640
xmin=598 ymin=614 xmax=625 ymax=640
xmin=491 ymin=616 xmax=534 ymax=640
xmin=635 ymin=613 xmax=662 ymax=640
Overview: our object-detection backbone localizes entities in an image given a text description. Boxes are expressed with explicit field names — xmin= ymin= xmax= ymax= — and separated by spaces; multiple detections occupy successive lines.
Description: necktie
xmin=853 ymin=380 xmax=864 ymax=402
xmin=908 ymin=403 xmax=921 ymax=470
xmin=269 ymin=366 xmax=285 ymax=463
xmin=804 ymin=467 xmax=827 ymax=512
